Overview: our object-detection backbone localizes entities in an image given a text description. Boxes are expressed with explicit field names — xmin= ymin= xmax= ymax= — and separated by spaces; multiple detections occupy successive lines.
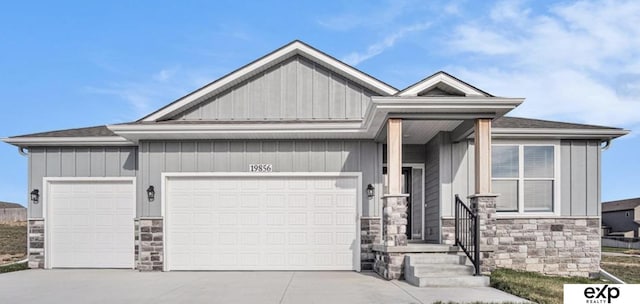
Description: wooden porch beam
xmin=451 ymin=120 xmax=476 ymax=142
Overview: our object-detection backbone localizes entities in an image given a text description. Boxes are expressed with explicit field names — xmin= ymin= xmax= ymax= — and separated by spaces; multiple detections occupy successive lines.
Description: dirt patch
xmin=0 ymin=223 xmax=27 ymax=266
xmin=601 ymin=255 xmax=640 ymax=284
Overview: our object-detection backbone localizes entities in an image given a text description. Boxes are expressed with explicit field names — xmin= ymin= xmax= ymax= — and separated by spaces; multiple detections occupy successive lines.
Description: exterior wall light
xmin=146 ymin=186 xmax=155 ymax=202
xmin=30 ymin=189 xmax=40 ymax=205
xmin=366 ymin=184 xmax=375 ymax=199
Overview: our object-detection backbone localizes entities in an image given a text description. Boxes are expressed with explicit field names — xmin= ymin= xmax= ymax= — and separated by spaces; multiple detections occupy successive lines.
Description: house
xmin=602 ymin=198 xmax=640 ymax=238
xmin=3 ymin=41 xmax=628 ymax=282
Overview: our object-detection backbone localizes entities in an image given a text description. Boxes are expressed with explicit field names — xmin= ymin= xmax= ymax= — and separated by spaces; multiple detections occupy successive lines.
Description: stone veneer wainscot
xmin=493 ymin=217 xmax=601 ymax=277
xmin=137 ymin=218 xmax=164 ymax=271
xmin=28 ymin=219 xmax=45 ymax=268
xmin=360 ymin=217 xmax=381 ymax=271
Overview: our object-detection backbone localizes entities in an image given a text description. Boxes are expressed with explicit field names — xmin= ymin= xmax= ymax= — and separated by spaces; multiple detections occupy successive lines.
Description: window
xmin=492 ymin=145 xmax=556 ymax=213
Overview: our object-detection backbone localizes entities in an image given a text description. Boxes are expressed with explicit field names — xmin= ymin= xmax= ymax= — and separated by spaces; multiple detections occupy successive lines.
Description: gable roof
xmin=602 ymin=198 xmax=640 ymax=213
xmin=140 ymin=40 xmax=399 ymax=122
xmin=396 ymin=71 xmax=493 ymax=97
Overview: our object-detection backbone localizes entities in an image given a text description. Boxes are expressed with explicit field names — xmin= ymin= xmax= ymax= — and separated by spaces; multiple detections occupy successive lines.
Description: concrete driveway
xmin=0 ymin=270 xmax=528 ymax=304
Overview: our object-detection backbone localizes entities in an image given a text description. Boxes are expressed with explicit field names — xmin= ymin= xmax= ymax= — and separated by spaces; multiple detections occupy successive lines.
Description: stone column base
xmin=137 ymin=218 xmax=164 ymax=271
xmin=382 ymin=195 xmax=409 ymax=246
xmin=28 ymin=219 xmax=45 ymax=269
xmin=470 ymin=194 xmax=498 ymax=274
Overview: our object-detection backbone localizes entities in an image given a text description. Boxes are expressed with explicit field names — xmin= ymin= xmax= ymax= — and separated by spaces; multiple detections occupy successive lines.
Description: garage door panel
xmin=48 ymin=180 xmax=134 ymax=268
xmin=166 ymin=175 xmax=358 ymax=271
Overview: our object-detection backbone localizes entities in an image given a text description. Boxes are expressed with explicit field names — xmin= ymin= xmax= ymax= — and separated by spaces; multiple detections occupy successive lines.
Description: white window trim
xmin=492 ymin=142 xmax=561 ymax=217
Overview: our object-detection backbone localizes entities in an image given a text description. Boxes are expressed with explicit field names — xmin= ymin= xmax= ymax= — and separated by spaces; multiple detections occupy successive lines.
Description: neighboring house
xmin=602 ymin=198 xmax=640 ymax=238
xmin=0 ymin=201 xmax=27 ymax=224
xmin=3 ymin=41 xmax=628 ymax=282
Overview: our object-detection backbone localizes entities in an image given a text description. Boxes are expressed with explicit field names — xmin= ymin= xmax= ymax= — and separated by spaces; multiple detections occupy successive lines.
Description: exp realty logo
xmin=564 ymin=284 xmax=640 ymax=304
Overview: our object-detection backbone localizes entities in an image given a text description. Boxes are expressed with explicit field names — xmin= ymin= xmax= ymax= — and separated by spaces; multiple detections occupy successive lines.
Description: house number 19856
xmin=249 ymin=164 xmax=273 ymax=172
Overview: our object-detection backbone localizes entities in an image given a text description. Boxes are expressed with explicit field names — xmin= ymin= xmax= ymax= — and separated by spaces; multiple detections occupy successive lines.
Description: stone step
xmin=405 ymin=254 xmax=466 ymax=265
xmin=405 ymin=274 xmax=490 ymax=287
xmin=408 ymin=264 xmax=475 ymax=277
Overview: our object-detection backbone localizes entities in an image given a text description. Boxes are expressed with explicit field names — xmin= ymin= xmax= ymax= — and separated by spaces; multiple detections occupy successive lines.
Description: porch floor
xmin=372 ymin=243 xmax=457 ymax=253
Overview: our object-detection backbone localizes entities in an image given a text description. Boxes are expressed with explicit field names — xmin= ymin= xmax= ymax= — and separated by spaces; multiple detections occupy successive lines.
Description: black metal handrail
xmin=455 ymin=194 xmax=480 ymax=275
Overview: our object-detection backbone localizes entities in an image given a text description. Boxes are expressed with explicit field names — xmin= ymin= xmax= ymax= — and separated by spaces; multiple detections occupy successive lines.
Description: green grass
xmin=490 ymin=268 xmax=605 ymax=304
xmin=601 ymin=255 xmax=640 ymax=284
xmin=0 ymin=262 xmax=28 ymax=274
xmin=0 ymin=223 xmax=27 ymax=264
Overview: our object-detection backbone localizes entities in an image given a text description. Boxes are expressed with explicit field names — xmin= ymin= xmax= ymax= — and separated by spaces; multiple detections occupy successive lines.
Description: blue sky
xmin=1 ymin=0 xmax=638 ymax=206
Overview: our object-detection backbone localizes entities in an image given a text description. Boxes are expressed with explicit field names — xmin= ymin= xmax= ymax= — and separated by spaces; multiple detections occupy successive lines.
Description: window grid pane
xmin=523 ymin=180 xmax=553 ymax=212
xmin=493 ymin=180 xmax=518 ymax=212
xmin=492 ymin=146 xmax=519 ymax=178
xmin=524 ymin=146 xmax=554 ymax=178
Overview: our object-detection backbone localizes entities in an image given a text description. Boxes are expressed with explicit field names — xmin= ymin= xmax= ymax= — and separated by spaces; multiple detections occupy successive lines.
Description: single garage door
xmin=165 ymin=174 xmax=360 ymax=271
xmin=47 ymin=179 xmax=135 ymax=268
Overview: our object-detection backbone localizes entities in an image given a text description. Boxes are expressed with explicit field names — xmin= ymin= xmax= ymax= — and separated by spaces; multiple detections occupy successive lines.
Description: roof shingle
xmin=602 ymin=198 xmax=640 ymax=213
xmin=10 ymin=125 xmax=115 ymax=138
xmin=493 ymin=117 xmax=623 ymax=130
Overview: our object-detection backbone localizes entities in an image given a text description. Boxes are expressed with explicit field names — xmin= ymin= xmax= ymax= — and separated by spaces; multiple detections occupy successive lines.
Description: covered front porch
xmin=365 ymin=114 xmax=499 ymax=281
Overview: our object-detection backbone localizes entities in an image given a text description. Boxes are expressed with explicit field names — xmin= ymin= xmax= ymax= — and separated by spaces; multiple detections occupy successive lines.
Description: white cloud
xmin=152 ymin=68 xmax=178 ymax=82
xmin=342 ymin=22 xmax=431 ymax=66
xmin=317 ymin=0 xmax=411 ymax=31
xmin=447 ymin=0 xmax=640 ymax=130
xmin=490 ymin=0 xmax=531 ymax=22
xmin=85 ymin=68 xmax=216 ymax=119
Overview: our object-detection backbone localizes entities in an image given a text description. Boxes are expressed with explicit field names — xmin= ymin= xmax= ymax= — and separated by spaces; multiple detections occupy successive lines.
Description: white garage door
xmin=47 ymin=179 xmax=135 ymax=268
xmin=165 ymin=174 xmax=360 ymax=271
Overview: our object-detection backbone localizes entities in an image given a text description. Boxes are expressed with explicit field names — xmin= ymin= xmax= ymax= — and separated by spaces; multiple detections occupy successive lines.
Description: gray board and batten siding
xmin=138 ymin=140 xmax=383 ymax=217
xmin=25 ymin=138 xmax=602 ymax=219
xmin=424 ymin=135 xmax=440 ymax=242
xmin=171 ymin=55 xmax=377 ymax=121
xmin=28 ymin=146 xmax=138 ymax=218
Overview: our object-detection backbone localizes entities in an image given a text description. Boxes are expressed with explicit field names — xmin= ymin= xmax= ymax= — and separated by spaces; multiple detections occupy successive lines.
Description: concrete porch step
xmin=408 ymin=264 xmax=475 ymax=277
xmin=404 ymin=254 xmax=466 ymax=265
xmin=405 ymin=274 xmax=490 ymax=287
xmin=403 ymin=253 xmax=489 ymax=288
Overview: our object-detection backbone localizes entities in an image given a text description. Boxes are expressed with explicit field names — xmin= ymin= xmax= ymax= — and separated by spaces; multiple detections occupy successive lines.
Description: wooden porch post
xmin=387 ymin=118 xmax=403 ymax=195
xmin=474 ymin=118 xmax=492 ymax=194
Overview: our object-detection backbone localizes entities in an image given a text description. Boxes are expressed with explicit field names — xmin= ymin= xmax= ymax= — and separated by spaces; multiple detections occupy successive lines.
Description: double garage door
xmin=165 ymin=174 xmax=360 ymax=271
xmin=46 ymin=175 xmax=359 ymax=271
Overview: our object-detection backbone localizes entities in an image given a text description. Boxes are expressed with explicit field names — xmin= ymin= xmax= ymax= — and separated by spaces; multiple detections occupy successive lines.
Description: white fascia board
xmin=108 ymin=122 xmax=371 ymax=141
xmin=2 ymin=136 xmax=135 ymax=147
xmin=398 ymin=73 xmax=486 ymax=97
xmin=110 ymin=97 xmax=523 ymax=141
xmin=142 ymin=41 xmax=397 ymax=122
xmin=364 ymin=97 xmax=523 ymax=122
xmin=490 ymin=128 xmax=630 ymax=139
